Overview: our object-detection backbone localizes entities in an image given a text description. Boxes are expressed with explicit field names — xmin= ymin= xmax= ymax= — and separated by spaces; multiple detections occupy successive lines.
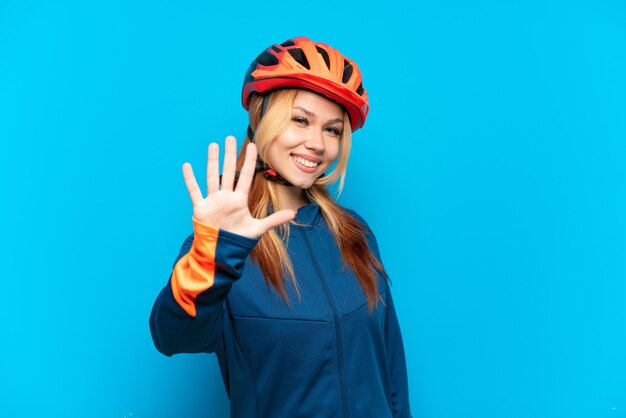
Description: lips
xmin=291 ymin=154 xmax=321 ymax=173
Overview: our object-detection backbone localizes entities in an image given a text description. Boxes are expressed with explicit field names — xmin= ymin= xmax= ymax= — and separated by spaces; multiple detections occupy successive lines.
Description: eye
xmin=325 ymin=126 xmax=343 ymax=137
xmin=292 ymin=116 xmax=309 ymax=126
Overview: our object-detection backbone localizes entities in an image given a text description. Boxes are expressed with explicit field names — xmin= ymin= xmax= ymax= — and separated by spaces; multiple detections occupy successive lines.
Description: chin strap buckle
xmin=263 ymin=168 xmax=278 ymax=179
xmin=254 ymin=159 xmax=293 ymax=186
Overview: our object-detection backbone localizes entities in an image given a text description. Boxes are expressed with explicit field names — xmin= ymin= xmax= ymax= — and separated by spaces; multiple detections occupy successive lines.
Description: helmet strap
xmin=246 ymin=95 xmax=294 ymax=187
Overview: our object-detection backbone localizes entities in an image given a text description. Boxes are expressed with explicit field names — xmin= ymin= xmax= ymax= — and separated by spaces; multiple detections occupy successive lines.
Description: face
xmin=266 ymin=90 xmax=345 ymax=189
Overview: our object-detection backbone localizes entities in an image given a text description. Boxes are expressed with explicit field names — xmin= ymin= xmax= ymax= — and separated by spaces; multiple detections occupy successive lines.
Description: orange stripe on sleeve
xmin=170 ymin=217 xmax=219 ymax=317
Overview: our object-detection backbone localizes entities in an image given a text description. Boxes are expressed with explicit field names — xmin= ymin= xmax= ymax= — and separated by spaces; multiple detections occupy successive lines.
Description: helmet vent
xmin=242 ymin=37 xmax=369 ymax=130
xmin=342 ymin=59 xmax=353 ymax=83
xmin=287 ymin=48 xmax=311 ymax=70
xmin=256 ymin=50 xmax=279 ymax=67
xmin=356 ymin=83 xmax=364 ymax=96
xmin=315 ymin=46 xmax=331 ymax=69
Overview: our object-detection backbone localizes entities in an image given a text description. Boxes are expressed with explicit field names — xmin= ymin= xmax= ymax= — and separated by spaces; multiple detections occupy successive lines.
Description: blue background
xmin=1 ymin=0 xmax=625 ymax=417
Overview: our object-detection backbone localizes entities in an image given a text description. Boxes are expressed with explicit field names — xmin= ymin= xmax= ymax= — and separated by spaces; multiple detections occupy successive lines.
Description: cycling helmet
xmin=242 ymin=36 xmax=369 ymax=131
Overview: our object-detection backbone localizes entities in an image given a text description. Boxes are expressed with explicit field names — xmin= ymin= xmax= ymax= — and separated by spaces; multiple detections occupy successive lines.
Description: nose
xmin=304 ymin=129 xmax=325 ymax=153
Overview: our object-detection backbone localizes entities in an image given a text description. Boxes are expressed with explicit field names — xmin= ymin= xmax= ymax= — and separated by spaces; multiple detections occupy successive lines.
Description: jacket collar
xmin=293 ymin=201 xmax=322 ymax=226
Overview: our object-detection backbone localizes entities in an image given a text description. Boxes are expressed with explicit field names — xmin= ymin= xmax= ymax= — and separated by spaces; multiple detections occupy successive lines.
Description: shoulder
xmin=340 ymin=206 xmax=391 ymax=289
xmin=340 ymin=206 xmax=382 ymax=253
xmin=342 ymin=206 xmax=374 ymax=235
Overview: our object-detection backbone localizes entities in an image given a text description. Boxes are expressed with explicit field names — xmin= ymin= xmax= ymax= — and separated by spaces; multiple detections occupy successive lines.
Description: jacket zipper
xmin=301 ymin=232 xmax=348 ymax=418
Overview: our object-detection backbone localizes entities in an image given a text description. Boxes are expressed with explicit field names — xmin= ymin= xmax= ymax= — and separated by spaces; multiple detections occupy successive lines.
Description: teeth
xmin=294 ymin=156 xmax=319 ymax=168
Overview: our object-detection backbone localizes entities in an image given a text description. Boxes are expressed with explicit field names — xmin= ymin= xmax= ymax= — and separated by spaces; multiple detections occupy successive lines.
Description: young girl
xmin=149 ymin=36 xmax=413 ymax=418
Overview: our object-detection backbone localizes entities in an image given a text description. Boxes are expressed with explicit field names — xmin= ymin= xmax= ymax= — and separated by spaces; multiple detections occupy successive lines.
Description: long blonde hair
xmin=236 ymin=89 xmax=385 ymax=312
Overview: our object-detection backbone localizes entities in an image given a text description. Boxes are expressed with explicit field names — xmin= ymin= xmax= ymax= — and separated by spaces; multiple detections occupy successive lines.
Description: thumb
xmin=259 ymin=209 xmax=296 ymax=233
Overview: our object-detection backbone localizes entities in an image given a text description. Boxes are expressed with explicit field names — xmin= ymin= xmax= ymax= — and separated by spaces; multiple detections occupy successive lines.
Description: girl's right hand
xmin=182 ymin=136 xmax=295 ymax=239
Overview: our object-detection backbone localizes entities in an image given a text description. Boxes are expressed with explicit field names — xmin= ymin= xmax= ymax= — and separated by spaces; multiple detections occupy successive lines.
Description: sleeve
xmin=149 ymin=217 xmax=259 ymax=356
xmin=345 ymin=208 xmax=413 ymax=417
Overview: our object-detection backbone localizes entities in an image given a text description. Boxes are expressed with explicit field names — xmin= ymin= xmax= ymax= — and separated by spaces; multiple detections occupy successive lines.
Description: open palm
xmin=182 ymin=136 xmax=295 ymax=238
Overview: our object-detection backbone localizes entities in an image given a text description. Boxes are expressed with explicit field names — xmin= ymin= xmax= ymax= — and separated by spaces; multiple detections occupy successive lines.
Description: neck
xmin=274 ymin=183 xmax=308 ymax=211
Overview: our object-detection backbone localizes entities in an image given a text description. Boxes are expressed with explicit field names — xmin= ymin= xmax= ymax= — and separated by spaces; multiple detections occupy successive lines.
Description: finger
xmin=207 ymin=143 xmax=219 ymax=194
xmin=221 ymin=135 xmax=237 ymax=192
xmin=235 ymin=143 xmax=258 ymax=195
xmin=182 ymin=162 xmax=203 ymax=206
xmin=258 ymin=209 xmax=296 ymax=233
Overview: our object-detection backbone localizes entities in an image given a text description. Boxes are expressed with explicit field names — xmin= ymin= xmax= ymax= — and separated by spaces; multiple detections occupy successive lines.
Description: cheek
xmin=275 ymin=126 xmax=302 ymax=148
xmin=327 ymin=139 xmax=341 ymax=162
xmin=266 ymin=132 xmax=295 ymax=163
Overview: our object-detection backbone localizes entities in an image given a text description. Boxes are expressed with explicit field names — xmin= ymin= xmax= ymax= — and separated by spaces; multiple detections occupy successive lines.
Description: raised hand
xmin=182 ymin=136 xmax=295 ymax=239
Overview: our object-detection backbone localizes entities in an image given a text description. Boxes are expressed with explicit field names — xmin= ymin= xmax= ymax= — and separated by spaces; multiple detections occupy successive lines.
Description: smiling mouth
xmin=291 ymin=155 xmax=322 ymax=173
xmin=292 ymin=156 xmax=320 ymax=168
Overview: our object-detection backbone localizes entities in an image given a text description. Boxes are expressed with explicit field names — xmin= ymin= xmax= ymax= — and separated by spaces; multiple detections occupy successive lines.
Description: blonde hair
xmin=236 ymin=89 xmax=385 ymax=312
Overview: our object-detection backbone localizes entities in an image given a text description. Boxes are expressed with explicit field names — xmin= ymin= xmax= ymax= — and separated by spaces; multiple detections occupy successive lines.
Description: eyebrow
xmin=293 ymin=106 xmax=343 ymax=124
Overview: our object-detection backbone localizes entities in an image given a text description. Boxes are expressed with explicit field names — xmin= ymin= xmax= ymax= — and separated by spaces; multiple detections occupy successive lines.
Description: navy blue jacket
xmin=150 ymin=203 xmax=412 ymax=418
